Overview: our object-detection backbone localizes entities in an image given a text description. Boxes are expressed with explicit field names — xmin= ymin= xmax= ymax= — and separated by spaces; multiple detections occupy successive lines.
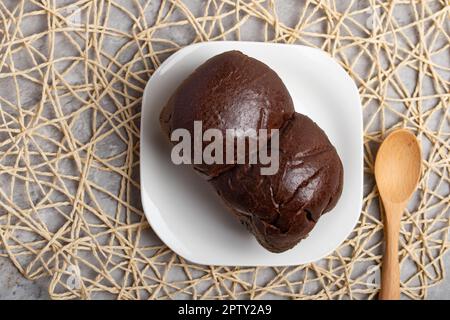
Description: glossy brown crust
xmin=159 ymin=50 xmax=343 ymax=253
xmin=160 ymin=50 xmax=295 ymax=177
xmin=211 ymin=113 xmax=343 ymax=252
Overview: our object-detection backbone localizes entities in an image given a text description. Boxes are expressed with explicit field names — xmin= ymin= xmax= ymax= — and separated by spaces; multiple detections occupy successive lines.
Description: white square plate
xmin=140 ymin=42 xmax=363 ymax=266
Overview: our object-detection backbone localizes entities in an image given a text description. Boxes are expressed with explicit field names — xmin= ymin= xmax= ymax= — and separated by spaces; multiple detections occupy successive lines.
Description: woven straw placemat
xmin=0 ymin=0 xmax=448 ymax=299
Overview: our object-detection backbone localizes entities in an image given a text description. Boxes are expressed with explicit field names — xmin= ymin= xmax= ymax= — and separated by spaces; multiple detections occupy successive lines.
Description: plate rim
xmin=140 ymin=41 xmax=364 ymax=266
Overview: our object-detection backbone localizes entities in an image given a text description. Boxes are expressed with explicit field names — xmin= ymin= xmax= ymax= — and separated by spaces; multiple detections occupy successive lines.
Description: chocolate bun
xmin=160 ymin=50 xmax=295 ymax=177
xmin=211 ymin=113 xmax=343 ymax=252
xmin=159 ymin=50 xmax=343 ymax=253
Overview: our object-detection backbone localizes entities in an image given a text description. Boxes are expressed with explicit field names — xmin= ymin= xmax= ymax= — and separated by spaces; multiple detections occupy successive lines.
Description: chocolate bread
xmin=160 ymin=50 xmax=295 ymax=178
xmin=159 ymin=50 xmax=343 ymax=253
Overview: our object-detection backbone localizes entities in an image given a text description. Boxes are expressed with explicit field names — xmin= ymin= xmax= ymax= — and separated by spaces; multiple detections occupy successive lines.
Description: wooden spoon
xmin=374 ymin=129 xmax=421 ymax=300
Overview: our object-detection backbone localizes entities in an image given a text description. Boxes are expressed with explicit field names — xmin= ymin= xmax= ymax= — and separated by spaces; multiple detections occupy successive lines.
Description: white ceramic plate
xmin=140 ymin=41 xmax=363 ymax=266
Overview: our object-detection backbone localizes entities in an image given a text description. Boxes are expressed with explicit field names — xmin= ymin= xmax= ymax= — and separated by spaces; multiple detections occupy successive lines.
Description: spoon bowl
xmin=374 ymin=129 xmax=421 ymax=300
xmin=375 ymin=129 xmax=422 ymax=203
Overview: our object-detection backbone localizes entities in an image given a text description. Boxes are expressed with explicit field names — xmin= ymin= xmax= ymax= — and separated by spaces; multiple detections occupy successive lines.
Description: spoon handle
xmin=379 ymin=202 xmax=403 ymax=300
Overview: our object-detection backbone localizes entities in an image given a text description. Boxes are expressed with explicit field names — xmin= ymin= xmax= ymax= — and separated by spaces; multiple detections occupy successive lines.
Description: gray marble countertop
xmin=0 ymin=254 xmax=449 ymax=299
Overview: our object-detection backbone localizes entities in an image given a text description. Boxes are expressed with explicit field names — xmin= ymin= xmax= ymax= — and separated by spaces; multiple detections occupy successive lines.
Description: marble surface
xmin=0 ymin=258 xmax=49 ymax=300
xmin=0 ymin=253 xmax=448 ymax=299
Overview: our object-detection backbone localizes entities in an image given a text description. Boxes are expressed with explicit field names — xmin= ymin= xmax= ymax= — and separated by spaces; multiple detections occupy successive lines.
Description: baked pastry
xmin=159 ymin=50 xmax=343 ymax=253
xmin=160 ymin=50 xmax=294 ymax=178
xmin=211 ymin=113 xmax=343 ymax=252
